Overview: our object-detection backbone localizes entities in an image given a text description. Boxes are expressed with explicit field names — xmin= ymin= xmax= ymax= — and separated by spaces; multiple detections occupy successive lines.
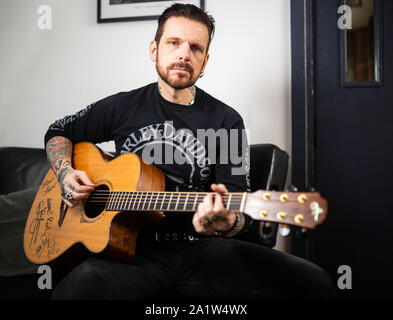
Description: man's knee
xmin=51 ymin=259 xmax=106 ymax=300
xmin=201 ymin=238 xmax=336 ymax=299
xmin=307 ymin=264 xmax=336 ymax=299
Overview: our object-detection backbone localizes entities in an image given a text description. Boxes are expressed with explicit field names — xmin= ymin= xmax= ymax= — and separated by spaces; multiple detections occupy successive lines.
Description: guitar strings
xmin=82 ymin=192 xmax=296 ymax=220
xmin=86 ymin=193 xmax=297 ymax=204
xmin=80 ymin=192 xmax=307 ymax=223
xmin=86 ymin=191 xmax=244 ymax=199
xmin=85 ymin=194 xmax=244 ymax=203
xmin=82 ymin=191 xmax=245 ymax=211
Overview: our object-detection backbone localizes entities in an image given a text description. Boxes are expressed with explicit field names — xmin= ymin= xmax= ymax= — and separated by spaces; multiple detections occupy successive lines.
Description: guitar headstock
xmin=243 ymin=190 xmax=328 ymax=230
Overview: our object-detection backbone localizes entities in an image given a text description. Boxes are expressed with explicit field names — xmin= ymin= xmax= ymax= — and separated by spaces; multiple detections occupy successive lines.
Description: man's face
xmin=150 ymin=17 xmax=210 ymax=90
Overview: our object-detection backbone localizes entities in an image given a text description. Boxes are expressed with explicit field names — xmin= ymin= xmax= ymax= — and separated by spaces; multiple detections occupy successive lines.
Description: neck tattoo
xmin=159 ymin=85 xmax=196 ymax=106
xmin=189 ymin=86 xmax=196 ymax=106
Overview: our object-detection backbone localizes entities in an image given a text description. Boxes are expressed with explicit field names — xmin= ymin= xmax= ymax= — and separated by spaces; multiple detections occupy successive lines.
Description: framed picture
xmin=98 ymin=0 xmax=205 ymax=23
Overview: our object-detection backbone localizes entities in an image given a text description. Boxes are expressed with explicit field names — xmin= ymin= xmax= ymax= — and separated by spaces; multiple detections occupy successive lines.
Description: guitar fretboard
xmin=93 ymin=191 xmax=246 ymax=212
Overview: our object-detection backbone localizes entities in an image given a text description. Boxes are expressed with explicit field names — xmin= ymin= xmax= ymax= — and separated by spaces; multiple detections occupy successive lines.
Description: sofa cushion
xmin=0 ymin=186 xmax=39 ymax=277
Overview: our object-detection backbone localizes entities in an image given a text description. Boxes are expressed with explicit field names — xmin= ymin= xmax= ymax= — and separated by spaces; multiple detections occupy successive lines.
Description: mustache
xmin=170 ymin=62 xmax=193 ymax=73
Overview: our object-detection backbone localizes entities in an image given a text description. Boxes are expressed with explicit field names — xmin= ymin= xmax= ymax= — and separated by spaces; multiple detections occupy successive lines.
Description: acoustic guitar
xmin=24 ymin=142 xmax=327 ymax=264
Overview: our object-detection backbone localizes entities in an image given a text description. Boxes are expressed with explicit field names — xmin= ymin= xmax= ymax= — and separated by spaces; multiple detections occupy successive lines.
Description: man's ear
xmin=200 ymin=53 xmax=210 ymax=74
xmin=149 ymin=40 xmax=158 ymax=62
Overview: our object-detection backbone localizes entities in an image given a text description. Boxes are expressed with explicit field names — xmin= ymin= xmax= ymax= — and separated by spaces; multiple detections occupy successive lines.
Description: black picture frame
xmin=98 ymin=0 xmax=205 ymax=23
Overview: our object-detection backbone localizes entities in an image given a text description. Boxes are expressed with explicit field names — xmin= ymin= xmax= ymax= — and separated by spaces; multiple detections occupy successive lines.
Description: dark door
xmin=291 ymin=0 xmax=393 ymax=299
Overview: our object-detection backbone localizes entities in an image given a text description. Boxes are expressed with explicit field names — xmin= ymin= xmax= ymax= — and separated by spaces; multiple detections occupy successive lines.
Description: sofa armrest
xmin=243 ymin=144 xmax=289 ymax=247
xmin=250 ymin=144 xmax=289 ymax=191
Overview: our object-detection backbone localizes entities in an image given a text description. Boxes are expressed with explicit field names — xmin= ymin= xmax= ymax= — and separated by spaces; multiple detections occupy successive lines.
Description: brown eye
xmin=191 ymin=45 xmax=202 ymax=52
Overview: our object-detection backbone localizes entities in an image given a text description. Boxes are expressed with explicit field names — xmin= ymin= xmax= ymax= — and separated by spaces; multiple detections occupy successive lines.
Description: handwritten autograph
xmin=29 ymin=196 xmax=59 ymax=258
xmin=42 ymin=177 xmax=57 ymax=196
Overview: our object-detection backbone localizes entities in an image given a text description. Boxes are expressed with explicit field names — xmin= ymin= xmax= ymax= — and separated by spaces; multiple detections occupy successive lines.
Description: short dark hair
xmin=154 ymin=3 xmax=215 ymax=52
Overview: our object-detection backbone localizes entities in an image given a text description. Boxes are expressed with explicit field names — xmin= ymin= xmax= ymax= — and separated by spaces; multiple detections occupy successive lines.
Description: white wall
xmin=0 ymin=0 xmax=292 ymax=249
xmin=0 ymin=0 xmax=291 ymax=152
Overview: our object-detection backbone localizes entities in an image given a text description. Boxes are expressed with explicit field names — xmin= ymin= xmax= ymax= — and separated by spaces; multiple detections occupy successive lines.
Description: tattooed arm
xmin=46 ymin=136 xmax=73 ymax=189
xmin=46 ymin=136 xmax=95 ymax=207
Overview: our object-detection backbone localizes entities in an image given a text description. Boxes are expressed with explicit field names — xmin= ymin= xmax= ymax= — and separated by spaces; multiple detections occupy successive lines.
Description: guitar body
xmin=24 ymin=142 xmax=165 ymax=265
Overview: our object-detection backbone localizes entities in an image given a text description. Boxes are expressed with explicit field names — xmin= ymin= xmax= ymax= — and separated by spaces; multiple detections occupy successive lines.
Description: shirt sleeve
xmin=44 ymin=94 xmax=119 ymax=147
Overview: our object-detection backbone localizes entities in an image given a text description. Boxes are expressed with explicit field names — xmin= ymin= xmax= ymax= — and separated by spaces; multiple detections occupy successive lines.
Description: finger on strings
xmin=75 ymin=171 xmax=95 ymax=188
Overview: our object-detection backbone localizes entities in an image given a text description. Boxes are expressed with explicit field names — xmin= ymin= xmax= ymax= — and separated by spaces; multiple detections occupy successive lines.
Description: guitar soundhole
xmin=84 ymin=184 xmax=109 ymax=219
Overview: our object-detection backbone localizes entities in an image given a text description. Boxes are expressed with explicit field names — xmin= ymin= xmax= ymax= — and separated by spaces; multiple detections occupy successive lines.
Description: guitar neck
xmin=91 ymin=191 xmax=246 ymax=213
xmin=87 ymin=189 xmax=327 ymax=230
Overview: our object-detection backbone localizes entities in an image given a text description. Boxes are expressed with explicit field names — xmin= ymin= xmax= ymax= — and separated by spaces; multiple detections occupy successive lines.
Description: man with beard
xmin=46 ymin=3 xmax=334 ymax=300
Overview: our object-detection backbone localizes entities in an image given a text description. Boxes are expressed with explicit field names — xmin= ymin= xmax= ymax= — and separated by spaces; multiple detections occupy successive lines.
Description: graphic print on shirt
xmin=120 ymin=121 xmax=212 ymax=191
xmin=48 ymin=103 xmax=95 ymax=133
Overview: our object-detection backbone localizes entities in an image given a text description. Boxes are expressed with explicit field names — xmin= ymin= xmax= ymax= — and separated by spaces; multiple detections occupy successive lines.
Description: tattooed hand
xmin=59 ymin=168 xmax=95 ymax=208
xmin=46 ymin=136 xmax=95 ymax=208
xmin=192 ymin=183 xmax=245 ymax=237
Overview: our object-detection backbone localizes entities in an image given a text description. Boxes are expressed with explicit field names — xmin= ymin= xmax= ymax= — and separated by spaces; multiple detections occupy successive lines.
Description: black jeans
xmin=51 ymin=236 xmax=335 ymax=300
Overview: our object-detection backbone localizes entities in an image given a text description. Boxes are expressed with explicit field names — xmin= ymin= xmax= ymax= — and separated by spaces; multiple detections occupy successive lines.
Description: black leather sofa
xmin=0 ymin=143 xmax=288 ymax=300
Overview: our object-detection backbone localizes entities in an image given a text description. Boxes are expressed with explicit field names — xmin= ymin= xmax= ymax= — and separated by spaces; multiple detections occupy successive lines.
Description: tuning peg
xmin=295 ymin=227 xmax=309 ymax=239
xmin=279 ymin=224 xmax=291 ymax=237
xmin=262 ymin=222 xmax=272 ymax=234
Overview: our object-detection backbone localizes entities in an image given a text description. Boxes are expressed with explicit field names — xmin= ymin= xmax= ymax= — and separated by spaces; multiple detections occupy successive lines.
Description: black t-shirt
xmin=45 ymin=82 xmax=251 ymax=234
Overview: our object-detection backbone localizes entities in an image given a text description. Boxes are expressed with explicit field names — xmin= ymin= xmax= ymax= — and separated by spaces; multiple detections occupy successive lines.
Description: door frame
xmin=290 ymin=0 xmax=316 ymax=258
xmin=291 ymin=0 xmax=315 ymax=193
